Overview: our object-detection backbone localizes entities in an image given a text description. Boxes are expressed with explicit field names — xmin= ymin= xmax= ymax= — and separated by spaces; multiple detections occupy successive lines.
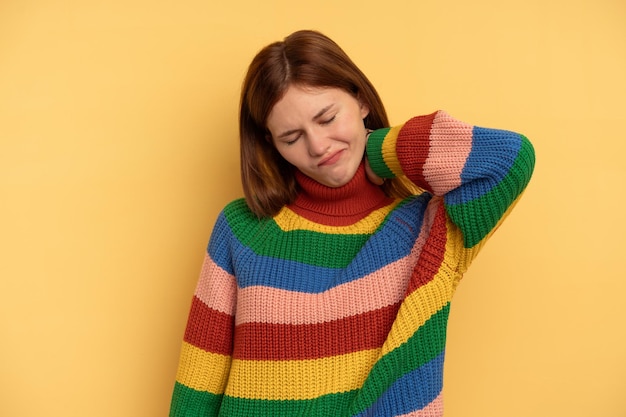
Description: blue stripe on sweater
xmin=352 ymin=352 xmax=444 ymax=417
xmin=445 ymin=127 xmax=522 ymax=206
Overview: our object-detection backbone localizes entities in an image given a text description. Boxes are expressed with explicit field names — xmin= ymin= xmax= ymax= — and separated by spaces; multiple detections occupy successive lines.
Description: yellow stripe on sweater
xmin=224 ymin=348 xmax=381 ymax=400
xmin=274 ymin=199 xmax=401 ymax=233
xmin=176 ymin=342 xmax=232 ymax=395
xmin=381 ymin=125 xmax=404 ymax=177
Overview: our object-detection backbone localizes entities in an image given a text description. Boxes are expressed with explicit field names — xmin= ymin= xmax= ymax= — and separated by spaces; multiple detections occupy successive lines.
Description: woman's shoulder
xmin=217 ymin=198 xmax=258 ymax=223
xmin=215 ymin=197 xmax=272 ymax=231
xmin=206 ymin=198 xmax=259 ymax=242
xmin=222 ymin=197 xmax=251 ymax=214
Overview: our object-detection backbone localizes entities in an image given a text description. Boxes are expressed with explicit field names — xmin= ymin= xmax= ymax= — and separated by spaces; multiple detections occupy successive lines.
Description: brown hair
xmin=239 ymin=30 xmax=415 ymax=218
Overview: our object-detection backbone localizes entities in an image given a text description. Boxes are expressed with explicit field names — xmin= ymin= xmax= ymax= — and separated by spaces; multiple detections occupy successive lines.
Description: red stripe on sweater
xmin=405 ymin=204 xmax=448 ymax=295
xmin=232 ymin=302 xmax=401 ymax=360
xmin=184 ymin=296 xmax=234 ymax=355
xmin=396 ymin=112 xmax=437 ymax=193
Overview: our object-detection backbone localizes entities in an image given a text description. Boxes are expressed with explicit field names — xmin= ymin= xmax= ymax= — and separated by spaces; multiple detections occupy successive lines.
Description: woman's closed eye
xmin=279 ymin=114 xmax=336 ymax=145
xmin=320 ymin=115 xmax=336 ymax=125
xmin=285 ymin=134 xmax=301 ymax=145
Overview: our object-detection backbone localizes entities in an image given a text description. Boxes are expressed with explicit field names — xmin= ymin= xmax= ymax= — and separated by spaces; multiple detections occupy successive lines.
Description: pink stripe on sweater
xmin=422 ymin=110 xmax=473 ymax=196
xmin=194 ymin=254 xmax=237 ymax=315
xmin=235 ymin=202 xmax=439 ymax=326
xmin=398 ymin=393 xmax=443 ymax=417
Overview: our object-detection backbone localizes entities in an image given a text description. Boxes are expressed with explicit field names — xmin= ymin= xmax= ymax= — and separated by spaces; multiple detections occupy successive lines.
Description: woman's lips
xmin=318 ymin=149 xmax=344 ymax=166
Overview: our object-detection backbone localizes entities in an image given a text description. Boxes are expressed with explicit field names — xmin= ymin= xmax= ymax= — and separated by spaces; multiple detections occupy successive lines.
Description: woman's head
xmin=267 ymin=84 xmax=371 ymax=189
xmin=239 ymin=30 xmax=410 ymax=217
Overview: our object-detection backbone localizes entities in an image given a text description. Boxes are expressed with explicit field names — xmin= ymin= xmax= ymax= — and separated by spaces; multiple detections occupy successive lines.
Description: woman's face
xmin=266 ymin=84 xmax=370 ymax=188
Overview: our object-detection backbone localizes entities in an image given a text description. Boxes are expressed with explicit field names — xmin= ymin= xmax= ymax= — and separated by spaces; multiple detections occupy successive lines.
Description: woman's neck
xmin=288 ymin=163 xmax=392 ymax=226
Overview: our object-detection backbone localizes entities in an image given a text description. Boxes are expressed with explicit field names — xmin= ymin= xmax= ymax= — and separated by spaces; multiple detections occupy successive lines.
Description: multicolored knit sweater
xmin=170 ymin=110 xmax=535 ymax=416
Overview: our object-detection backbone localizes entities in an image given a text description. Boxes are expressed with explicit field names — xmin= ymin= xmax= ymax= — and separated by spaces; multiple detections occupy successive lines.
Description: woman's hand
xmin=364 ymin=129 xmax=384 ymax=185
xmin=364 ymin=157 xmax=384 ymax=185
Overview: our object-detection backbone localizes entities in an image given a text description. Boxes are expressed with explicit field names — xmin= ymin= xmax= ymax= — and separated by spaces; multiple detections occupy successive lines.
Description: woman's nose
xmin=307 ymin=131 xmax=330 ymax=157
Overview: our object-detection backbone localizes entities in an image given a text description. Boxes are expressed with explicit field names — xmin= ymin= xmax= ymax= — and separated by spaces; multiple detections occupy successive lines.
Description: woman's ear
xmin=355 ymin=92 xmax=370 ymax=119
xmin=359 ymin=101 xmax=370 ymax=119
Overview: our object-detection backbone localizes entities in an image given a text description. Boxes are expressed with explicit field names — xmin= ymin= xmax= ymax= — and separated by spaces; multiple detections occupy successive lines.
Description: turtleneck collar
xmin=287 ymin=162 xmax=393 ymax=226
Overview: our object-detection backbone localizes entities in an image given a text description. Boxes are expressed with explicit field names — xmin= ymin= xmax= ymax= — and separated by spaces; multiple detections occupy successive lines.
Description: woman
xmin=170 ymin=30 xmax=535 ymax=417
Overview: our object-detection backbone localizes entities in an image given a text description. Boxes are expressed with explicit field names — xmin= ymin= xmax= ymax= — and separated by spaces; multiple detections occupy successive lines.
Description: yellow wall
xmin=1 ymin=0 xmax=624 ymax=416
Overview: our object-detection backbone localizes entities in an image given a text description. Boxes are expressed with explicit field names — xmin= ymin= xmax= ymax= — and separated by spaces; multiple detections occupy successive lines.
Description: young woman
xmin=170 ymin=30 xmax=535 ymax=417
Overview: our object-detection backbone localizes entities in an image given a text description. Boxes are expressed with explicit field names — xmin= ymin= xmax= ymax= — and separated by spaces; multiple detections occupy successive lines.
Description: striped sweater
xmin=170 ymin=110 xmax=535 ymax=416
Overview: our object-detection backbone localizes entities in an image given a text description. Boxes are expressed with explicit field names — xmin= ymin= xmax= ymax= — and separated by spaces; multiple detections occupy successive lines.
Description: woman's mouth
xmin=318 ymin=150 xmax=344 ymax=166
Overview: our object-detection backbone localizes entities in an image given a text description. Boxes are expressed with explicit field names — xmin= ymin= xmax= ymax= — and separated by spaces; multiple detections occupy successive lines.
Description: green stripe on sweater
xmin=170 ymin=383 xmax=223 ymax=417
xmin=223 ymin=200 xmax=406 ymax=268
xmin=348 ymin=302 xmax=450 ymax=415
xmin=218 ymin=388 xmax=357 ymax=416
xmin=366 ymin=127 xmax=396 ymax=178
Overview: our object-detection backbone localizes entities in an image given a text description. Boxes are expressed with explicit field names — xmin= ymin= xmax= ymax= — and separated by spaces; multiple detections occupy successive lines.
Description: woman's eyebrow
xmin=276 ymin=128 xmax=300 ymax=139
xmin=312 ymin=104 xmax=334 ymax=120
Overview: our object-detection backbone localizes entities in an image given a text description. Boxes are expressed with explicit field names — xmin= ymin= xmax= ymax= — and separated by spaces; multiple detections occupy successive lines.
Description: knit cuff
xmin=366 ymin=127 xmax=397 ymax=179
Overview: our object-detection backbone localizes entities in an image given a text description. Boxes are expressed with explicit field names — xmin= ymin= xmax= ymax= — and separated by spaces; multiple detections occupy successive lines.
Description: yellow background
xmin=1 ymin=0 xmax=624 ymax=416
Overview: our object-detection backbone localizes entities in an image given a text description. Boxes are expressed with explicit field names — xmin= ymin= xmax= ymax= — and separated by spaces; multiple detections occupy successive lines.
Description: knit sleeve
xmin=366 ymin=110 xmax=535 ymax=256
xmin=169 ymin=211 xmax=237 ymax=417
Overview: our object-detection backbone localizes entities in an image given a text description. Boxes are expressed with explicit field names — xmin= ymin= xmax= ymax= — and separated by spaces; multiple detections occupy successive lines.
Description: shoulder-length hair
xmin=239 ymin=30 xmax=415 ymax=218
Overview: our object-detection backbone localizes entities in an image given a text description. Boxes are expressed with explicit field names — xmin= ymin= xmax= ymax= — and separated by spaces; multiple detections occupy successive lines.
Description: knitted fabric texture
xmin=170 ymin=110 xmax=536 ymax=416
